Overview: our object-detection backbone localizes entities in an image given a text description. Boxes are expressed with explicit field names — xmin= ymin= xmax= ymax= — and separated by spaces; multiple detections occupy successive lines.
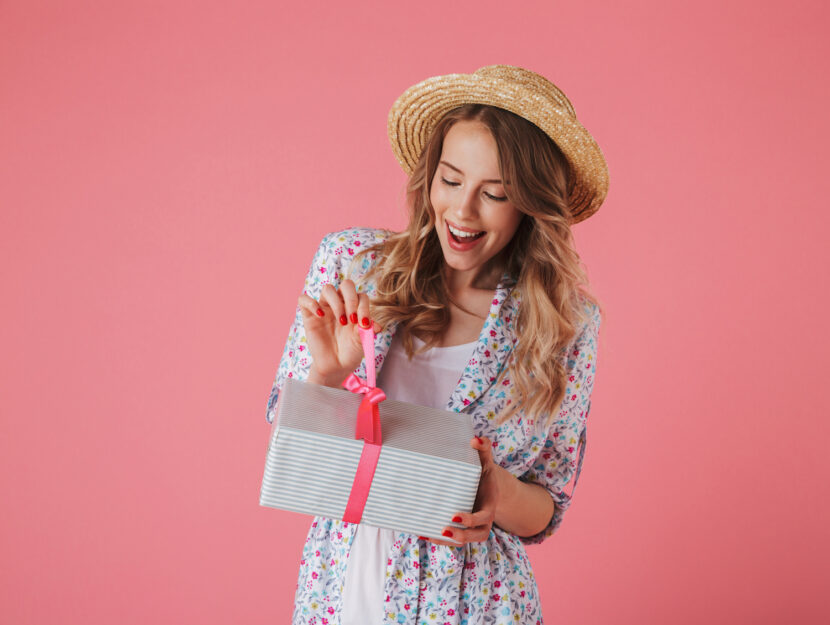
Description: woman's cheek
xmin=429 ymin=188 xmax=442 ymax=211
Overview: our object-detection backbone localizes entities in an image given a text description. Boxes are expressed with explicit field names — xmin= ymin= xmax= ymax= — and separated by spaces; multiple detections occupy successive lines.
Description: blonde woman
xmin=266 ymin=65 xmax=608 ymax=625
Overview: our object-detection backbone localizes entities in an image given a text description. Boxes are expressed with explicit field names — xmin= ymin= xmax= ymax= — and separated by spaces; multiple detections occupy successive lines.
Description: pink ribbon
xmin=341 ymin=327 xmax=385 ymax=524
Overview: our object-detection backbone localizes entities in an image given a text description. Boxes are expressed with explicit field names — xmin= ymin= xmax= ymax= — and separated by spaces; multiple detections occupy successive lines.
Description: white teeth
xmin=448 ymin=224 xmax=484 ymax=238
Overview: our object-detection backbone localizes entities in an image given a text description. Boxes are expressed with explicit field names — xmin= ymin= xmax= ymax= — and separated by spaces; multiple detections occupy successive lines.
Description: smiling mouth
xmin=447 ymin=222 xmax=486 ymax=243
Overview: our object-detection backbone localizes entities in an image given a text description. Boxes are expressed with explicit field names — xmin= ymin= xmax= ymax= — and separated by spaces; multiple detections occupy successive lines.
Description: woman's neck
xmin=444 ymin=259 xmax=504 ymax=296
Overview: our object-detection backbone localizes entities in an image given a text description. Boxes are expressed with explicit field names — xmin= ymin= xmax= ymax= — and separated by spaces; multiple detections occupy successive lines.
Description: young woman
xmin=266 ymin=65 xmax=608 ymax=625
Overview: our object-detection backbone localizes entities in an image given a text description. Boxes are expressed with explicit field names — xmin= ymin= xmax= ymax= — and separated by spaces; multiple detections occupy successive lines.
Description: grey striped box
xmin=260 ymin=377 xmax=482 ymax=541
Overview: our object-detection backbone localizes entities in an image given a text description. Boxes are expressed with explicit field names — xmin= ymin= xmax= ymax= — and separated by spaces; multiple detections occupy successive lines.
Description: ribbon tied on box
xmin=341 ymin=326 xmax=385 ymax=524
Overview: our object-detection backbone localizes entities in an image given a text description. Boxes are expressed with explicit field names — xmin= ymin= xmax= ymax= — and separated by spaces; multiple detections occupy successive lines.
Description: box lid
xmin=278 ymin=377 xmax=480 ymax=467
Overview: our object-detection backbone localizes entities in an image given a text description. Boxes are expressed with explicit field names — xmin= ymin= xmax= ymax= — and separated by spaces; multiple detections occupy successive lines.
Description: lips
xmin=445 ymin=220 xmax=485 ymax=251
xmin=448 ymin=221 xmax=485 ymax=240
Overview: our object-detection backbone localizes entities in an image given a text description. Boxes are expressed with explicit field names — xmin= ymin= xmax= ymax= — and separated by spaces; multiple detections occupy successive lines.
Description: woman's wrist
xmin=307 ymin=366 xmax=351 ymax=388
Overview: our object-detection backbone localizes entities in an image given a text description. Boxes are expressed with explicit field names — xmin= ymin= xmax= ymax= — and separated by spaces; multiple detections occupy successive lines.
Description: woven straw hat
xmin=387 ymin=64 xmax=609 ymax=224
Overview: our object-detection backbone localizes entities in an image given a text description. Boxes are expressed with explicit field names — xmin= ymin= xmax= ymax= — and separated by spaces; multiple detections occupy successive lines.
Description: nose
xmin=454 ymin=187 xmax=479 ymax=221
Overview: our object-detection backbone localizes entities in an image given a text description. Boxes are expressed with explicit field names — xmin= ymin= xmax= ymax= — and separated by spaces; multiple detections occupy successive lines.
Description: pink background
xmin=2 ymin=1 xmax=828 ymax=623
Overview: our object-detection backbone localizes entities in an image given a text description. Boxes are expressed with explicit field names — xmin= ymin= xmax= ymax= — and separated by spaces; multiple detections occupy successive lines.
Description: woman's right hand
xmin=298 ymin=279 xmax=380 ymax=388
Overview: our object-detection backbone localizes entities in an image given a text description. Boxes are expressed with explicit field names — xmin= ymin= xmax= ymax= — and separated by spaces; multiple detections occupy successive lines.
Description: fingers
xmin=345 ymin=279 xmax=377 ymax=332
xmin=436 ymin=436 xmax=498 ymax=546
xmin=299 ymin=281 xmax=380 ymax=333
xmin=298 ymin=293 xmax=325 ymax=319
xmin=356 ymin=291 xmax=372 ymax=329
xmin=421 ymin=497 xmax=496 ymax=545
xmin=422 ymin=536 xmax=463 ymax=548
xmin=418 ymin=532 xmax=466 ymax=548
xmin=471 ymin=435 xmax=494 ymax=465
xmin=320 ymin=284 xmax=347 ymax=326
xmin=340 ymin=279 xmax=360 ymax=324
xmin=442 ymin=506 xmax=495 ymax=544
xmin=450 ymin=508 xmax=496 ymax=531
xmin=436 ymin=522 xmax=492 ymax=545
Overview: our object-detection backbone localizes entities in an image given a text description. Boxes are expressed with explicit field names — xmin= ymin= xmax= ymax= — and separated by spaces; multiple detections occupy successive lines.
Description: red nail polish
xmin=361 ymin=317 xmax=370 ymax=328
xmin=442 ymin=529 xmax=453 ymax=538
xmin=452 ymin=515 xmax=462 ymax=523
xmin=418 ymin=536 xmax=428 ymax=541
xmin=339 ymin=314 xmax=348 ymax=325
xmin=349 ymin=312 xmax=358 ymax=324
xmin=315 ymin=308 xmax=324 ymax=317
xmin=475 ymin=436 xmax=483 ymax=444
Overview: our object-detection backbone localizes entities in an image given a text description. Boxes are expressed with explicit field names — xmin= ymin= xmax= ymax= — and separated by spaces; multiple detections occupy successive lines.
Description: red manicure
xmin=349 ymin=312 xmax=358 ymax=324
xmin=452 ymin=515 xmax=462 ymax=523
xmin=361 ymin=317 xmax=370 ymax=328
xmin=474 ymin=436 xmax=483 ymax=444
xmin=418 ymin=536 xmax=428 ymax=541
xmin=315 ymin=308 xmax=325 ymax=317
xmin=442 ymin=529 xmax=454 ymax=538
xmin=339 ymin=314 xmax=348 ymax=325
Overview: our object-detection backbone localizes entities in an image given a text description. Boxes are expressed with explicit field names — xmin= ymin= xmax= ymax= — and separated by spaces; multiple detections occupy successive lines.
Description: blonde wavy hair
xmin=352 ymin=104 xmax=602 ymax=427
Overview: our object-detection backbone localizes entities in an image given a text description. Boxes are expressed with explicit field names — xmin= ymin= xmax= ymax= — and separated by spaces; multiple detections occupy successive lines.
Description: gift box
xmin=260 ymin=336 xmax=482 ymax=541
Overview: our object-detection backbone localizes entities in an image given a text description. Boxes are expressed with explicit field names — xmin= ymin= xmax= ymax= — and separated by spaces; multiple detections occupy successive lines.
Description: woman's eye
xmin=441 ymin=177 xmax=461 ymax=187
xmin=485 ymin=192 xmax=508 ymax=202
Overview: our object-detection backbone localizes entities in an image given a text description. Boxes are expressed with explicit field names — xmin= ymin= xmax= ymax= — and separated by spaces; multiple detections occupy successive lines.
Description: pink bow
xmin=342 ymin=372 xmax=385 ymax=445
xmin=342 ymin=373 xmax=386 ymax=405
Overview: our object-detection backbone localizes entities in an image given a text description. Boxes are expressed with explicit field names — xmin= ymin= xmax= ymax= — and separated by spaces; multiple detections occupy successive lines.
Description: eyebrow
xmin=439 ymin=160 xmax=503 ymax=184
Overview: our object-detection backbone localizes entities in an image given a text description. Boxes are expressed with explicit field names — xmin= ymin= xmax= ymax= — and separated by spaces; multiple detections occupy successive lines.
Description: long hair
xmin=351 ymin=104 xmax=602 ymax=427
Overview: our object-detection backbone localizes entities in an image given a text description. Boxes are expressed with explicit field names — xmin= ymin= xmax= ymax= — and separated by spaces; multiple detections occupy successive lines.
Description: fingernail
xmin=442 ymin=529 xmax=453 ymax=538
xmin=452 ymin=515 xmax=462 ymax=523
xmin=361 ymin=317 xmax=370 ymax=328
xmin=474 ymin=436 xmax=483 ymax=444
xmin=339 ymin=314 xmax=348 ymax=325
xmin=418 ymin=536 xmax=428 ymax=541
xmin=315 ymin=308 xmax=325 ymax=317
xmin=349 ymin=312 xmax=358 ymax=324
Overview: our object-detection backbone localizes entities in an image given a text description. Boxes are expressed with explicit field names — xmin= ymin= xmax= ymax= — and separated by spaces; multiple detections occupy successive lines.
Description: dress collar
xmin=354 ymin=276 xmax=518 ymax=413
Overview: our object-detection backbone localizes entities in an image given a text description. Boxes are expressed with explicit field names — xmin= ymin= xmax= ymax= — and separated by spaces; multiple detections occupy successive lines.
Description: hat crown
xmin=474 ymin=65 xmax=577 ymax=120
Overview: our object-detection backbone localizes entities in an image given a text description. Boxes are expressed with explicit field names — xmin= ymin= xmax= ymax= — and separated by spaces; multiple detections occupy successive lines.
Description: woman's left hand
xmin=423 ymin=436 xmax=501 ymax=547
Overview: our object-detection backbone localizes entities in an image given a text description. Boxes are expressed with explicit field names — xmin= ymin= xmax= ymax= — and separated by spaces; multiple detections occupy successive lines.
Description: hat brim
xmin=387 ymin=71 xmax=609 ymax=224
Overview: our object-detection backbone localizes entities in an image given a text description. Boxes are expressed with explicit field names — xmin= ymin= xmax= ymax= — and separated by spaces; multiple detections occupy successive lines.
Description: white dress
xmin=340 ymin=333 xmax=477 ymax=625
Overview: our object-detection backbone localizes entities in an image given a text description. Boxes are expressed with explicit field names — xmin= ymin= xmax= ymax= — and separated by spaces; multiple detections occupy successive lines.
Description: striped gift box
xmin=260 ymin=377 xmax=482 ymax=541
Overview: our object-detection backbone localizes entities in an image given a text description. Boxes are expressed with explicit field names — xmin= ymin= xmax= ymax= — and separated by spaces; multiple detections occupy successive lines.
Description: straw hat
xmin=387 ymin=64 xmax=609 ymax=224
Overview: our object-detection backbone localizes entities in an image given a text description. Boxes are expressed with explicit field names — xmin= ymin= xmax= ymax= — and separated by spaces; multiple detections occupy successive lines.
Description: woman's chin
xmin=440 ymin=246 xmax=480 ymax=271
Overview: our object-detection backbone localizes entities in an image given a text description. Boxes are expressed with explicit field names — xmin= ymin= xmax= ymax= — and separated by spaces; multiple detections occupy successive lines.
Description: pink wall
xmin=2 ymin=0 xmax=828 ymax=623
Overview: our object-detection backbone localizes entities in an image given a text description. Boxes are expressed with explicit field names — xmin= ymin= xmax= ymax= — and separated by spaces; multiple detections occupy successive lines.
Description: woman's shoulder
xmin=315 ymin=226 xmax=393 ymax=255
xmin=577 ymin=295 xmax=602 ymax=336
xmin=507 ymin=288 xmax=601 ymax=346
xmin=566 ymin=296 xmax=602 ymax=367
xmin=308 ymin=227 xmax=393 ymax=289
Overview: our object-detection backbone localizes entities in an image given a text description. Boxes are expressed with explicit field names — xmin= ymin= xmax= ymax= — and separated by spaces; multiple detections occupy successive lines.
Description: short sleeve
xmin=517 ymin=302 xmax=601 ymax=545
xmin=264 ymin=234 xmax=334 ymax=423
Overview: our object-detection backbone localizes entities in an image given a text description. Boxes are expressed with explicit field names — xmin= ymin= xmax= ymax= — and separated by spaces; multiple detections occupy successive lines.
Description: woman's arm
xmin=433 ymin=436 xmax=553 ymax=546
xmin=492 ymin=465 xmax=555 ymax=537
xmin=437 ymin=303 xmax=600 ymax=546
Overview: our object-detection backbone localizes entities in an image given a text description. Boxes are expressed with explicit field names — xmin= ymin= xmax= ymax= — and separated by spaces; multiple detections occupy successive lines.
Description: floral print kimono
xmin=265 ymin=227 xmax=601 ymax=624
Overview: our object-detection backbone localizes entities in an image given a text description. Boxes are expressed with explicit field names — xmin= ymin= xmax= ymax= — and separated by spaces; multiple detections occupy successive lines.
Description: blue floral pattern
xmin=265 ymin=227 xmax=601 ymax=624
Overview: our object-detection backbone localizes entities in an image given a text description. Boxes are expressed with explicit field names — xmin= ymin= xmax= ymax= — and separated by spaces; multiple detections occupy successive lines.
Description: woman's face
xmin=429 ymin=119 xmax=523 ymax=289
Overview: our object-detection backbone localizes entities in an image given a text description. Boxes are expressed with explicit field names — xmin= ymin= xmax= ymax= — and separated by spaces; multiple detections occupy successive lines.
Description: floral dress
xmin=265 ymin=227 xmax=602 ymax=625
